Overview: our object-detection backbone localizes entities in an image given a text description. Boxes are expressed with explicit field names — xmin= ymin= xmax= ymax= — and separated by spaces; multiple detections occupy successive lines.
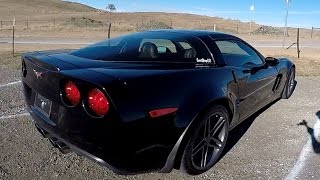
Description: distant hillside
xmin=0 ymin=0 xmax=99 ymax=19
xmin=0 ymin=0 xmax=270 ymax=35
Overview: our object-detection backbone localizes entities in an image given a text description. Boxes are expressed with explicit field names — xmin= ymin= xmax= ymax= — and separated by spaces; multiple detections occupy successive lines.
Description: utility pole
xmin=283 ymin=0 xmax=291 ymax=48
xmin=249 ymin=4 xmax=254 ymax=36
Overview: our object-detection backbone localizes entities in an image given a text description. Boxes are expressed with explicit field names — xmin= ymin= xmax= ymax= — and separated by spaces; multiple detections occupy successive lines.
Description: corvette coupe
xmin=22 ymin=30 xmax=296 ymax=175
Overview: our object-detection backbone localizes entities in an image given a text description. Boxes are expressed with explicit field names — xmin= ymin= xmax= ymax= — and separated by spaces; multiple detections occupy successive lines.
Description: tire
xmin=181 ymin=105 xmax=230 ymax=175
xmin=282 ymin=67 xmax=296 ymax=99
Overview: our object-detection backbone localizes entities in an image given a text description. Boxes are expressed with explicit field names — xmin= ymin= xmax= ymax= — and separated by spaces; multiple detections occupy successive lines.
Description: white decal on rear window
xmin=196 ymin=58 xmax=212 ymax=63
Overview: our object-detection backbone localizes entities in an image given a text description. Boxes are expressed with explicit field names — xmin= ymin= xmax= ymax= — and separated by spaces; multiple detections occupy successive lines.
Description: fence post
xmin=297 ymin=28 xmax=300 ymax=59
xmin=0 ymin=20 xmax=2 ymax=28
xmin=26 ymin=19 xmax=29 ymax=28
xmin=108 ymin=23 xmax=112 ymax=39
xmin=85 ymin=19 xmax=87 ymax=28
xmin=170 ymin=21 xmax=172 ymax=28
xmin=213 ymin=24 xmax=216 ymax=31
xmin=12 ymin=18 xmax=15 ymax=57
xmin=311 ymin=26 xmax=313 ymax=38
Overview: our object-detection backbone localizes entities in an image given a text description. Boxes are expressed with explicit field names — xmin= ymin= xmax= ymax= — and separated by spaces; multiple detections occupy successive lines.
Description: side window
xmin=215 ymin=40 xmax=263 ymax=66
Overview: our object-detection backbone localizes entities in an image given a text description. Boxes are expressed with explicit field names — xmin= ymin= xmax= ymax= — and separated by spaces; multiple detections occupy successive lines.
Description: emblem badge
xmin=33 ymin=69 xmax=43 ymax=79
xmin=41 ymin=101 xmax=46 ymax=109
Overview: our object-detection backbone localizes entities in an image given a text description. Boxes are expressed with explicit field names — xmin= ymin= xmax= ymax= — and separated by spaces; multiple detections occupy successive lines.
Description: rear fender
xmin=160 ymin=86 xmax=236 ymax=172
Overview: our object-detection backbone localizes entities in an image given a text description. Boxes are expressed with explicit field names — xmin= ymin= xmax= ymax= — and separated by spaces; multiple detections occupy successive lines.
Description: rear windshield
xmin=71 ymin=32 xmax=213 ymax=63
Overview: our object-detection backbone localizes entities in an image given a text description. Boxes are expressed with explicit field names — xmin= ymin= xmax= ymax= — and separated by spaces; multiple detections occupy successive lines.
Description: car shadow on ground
xmin=297 ymin=111 xmax=320 ymax=154
xmin=219 ymin=100 xmax=279 ymax=160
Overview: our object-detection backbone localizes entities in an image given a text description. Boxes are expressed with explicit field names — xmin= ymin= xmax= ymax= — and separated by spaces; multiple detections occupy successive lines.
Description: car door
xmin=214 ymin=40 xmax=279 ymax=120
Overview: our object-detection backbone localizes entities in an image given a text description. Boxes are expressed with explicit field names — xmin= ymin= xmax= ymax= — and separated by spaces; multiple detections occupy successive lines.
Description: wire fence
xmin=0 ymin=18 xmax=318 ymax=39
xmin=0 ymin=19 xmax=115 ymax=29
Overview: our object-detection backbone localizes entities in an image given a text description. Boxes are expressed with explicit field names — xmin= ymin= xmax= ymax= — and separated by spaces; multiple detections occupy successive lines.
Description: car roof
xmin=145 ymin=29 xmax=241 ymax=40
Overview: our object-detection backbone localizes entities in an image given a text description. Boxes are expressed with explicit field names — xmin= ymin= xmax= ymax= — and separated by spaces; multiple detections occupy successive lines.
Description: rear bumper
xmin=26 ymin=102 xmax=184 ymax=174
xmin=32 ymin=117 xmax=127 ymax=175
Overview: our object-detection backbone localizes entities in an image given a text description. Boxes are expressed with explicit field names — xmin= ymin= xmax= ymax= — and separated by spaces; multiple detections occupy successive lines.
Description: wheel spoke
xmin=210 ymin=116 xmax=225 ymax=136
xmin=208 ymin=137 xmax=223 ymax=149
xmin=192 ymin=138 xmax=206 ymax=156
xmin=201 ymin=145 xmax=209 ymax=167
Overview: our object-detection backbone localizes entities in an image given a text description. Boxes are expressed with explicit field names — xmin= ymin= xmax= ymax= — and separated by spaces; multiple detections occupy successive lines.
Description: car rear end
xmin=21 ymin=51 xmax=183 ymax=174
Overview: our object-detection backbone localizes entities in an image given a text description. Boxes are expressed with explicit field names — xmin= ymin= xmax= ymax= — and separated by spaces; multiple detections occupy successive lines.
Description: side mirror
xmin=265 ymin=57 xmax=279 ymax=66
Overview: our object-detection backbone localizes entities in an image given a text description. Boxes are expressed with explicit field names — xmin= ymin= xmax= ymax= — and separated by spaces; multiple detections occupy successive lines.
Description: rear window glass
xmin=71 ymin=32 xmax=213 ymax=63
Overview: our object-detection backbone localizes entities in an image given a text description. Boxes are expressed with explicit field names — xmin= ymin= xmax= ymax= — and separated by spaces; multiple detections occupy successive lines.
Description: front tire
xmin=181 ymin=105 xmax=229 ymax=175
xmin=282 ymin=67 xmax=296 ymax=99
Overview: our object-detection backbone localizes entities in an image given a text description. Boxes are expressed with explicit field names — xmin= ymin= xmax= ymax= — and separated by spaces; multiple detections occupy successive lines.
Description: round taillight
xmin=87 ymin=88 xmax=109 ymax=117
xmin=64 ymin=81 xmax=81 ymax=106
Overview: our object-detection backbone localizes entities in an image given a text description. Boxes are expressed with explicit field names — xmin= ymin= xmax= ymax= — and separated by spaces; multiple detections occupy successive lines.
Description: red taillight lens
xmin=64 ymin=81 xmax=81 ymax=106
xmin=87 ymin=88 xmax=109 ymax=117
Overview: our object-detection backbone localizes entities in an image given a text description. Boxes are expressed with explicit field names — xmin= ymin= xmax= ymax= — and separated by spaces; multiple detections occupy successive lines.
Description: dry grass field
xmin=257 ymin=47 xmax=320 ymax=76
xmin=1 ymin=0 xmax=319 ymax=39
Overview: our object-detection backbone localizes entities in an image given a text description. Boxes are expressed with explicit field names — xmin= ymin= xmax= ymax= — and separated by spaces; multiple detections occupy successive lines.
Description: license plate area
xmin=34 ymin=93 xmax=52 ymax=118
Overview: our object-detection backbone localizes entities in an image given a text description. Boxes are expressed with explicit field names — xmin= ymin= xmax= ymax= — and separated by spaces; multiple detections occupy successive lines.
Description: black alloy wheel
xmin=283 ymin=67 xmax=296 ymax=99
xmin=181 ymin=105 xmax=229 ymax=175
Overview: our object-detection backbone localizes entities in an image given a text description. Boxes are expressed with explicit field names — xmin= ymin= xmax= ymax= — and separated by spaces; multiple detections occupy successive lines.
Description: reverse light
xmin=87 ymin=88 xmax=110 ymax=117
xmin=149 ymin=108 xmax=178 ymax=118
xmin=64 ymin=81 xmax=81 ymax=106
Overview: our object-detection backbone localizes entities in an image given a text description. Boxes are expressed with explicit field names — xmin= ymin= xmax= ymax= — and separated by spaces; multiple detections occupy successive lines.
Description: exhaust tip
xmin=35 ymin=123 xmax=51 ymax=138
xmin=56 ymin=141 xmax=71 ymax=154
xmin=48 ymin=137 xmax=71 ymax=154
xmin=34 ymin=124 xmax=71 ymax=154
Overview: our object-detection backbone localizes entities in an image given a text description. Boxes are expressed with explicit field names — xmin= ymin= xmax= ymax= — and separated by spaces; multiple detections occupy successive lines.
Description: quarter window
xmin=215 ymin=40 xmax=263 ymax=66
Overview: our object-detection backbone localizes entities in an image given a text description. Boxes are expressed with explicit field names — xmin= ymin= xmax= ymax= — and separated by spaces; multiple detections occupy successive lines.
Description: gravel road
xmin=1 ymin=68 xmax=320 ymax=179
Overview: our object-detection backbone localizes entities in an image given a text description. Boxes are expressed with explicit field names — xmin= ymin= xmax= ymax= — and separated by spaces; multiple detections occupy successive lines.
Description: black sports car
xmin=22 ymin=30 xmax=296 ymax=175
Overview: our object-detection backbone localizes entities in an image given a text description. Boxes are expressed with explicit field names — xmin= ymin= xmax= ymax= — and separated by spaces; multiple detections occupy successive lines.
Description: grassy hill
xmin=0 ymin=0 xmax=314 ymax=39
xmin=0 ymin=0 xmax=259 ymax=34
xmin=0 ymin=0 xmax=98 ymax=18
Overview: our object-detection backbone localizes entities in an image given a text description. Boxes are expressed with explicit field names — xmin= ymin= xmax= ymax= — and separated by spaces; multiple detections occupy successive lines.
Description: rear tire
xmin=181 ymin=105 xmax=229 ymax=175
xmin=282 ymin=67 xmax=296 ymax=99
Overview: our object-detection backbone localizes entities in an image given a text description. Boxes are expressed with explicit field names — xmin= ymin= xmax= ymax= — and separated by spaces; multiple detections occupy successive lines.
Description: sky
xmin=66 ymin=0 xmax=320 ymax=28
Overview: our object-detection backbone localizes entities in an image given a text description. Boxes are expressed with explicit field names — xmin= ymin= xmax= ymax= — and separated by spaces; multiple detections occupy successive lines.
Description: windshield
xmin=71 ymin=32 xmax=213 ymax=63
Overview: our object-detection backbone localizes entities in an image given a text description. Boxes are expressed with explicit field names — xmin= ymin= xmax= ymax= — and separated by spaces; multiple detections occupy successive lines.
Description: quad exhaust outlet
xmin=35 ymin=124 xmax=71 ymax=154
